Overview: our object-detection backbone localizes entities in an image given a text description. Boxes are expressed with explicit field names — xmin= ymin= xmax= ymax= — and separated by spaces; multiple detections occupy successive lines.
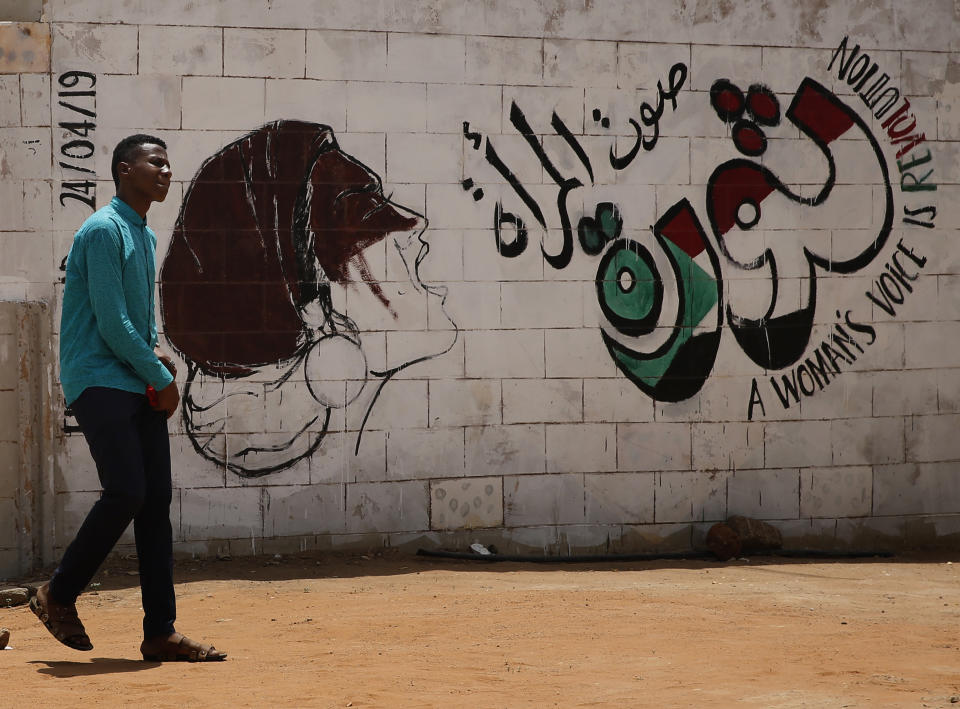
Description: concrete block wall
xmin=0 ymin=301 xmax=55 ymax=579
xmin=0 ymin=304 xmax=18 ymax=575
xmin=1 ymin=0 xmax=959 ymax=572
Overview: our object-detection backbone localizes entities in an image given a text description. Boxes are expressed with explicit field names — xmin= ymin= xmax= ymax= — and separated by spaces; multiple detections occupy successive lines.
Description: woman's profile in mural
xmin=159 ymin=120 xmax=456 ymax=477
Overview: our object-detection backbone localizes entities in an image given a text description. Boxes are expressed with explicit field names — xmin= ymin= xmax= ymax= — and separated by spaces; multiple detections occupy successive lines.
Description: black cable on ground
xmin=770 ymin=548 xmax=894 ymax=559
xmin=415 ymin=548 xmax=894 ymax=563
xmin=416 ymin=549 xmax=715 ymax=563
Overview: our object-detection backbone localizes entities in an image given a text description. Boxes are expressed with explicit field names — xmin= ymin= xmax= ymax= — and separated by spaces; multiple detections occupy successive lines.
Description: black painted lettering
xmin=873 ymin=89 xmax=902 ymax=120
xmin=59 ymin=120 xmax=95 ymax=138
xmin=822 ymin=340 xmax=853 ymax=372
xmin=747 ymin=378 xmax=765 ymax=420
xmin=58 ymin=100 xmax=96 ymax=118
xmin=831 ymin=325 xmax=859 ymax=361
xmin=880 ymin=98 xmax=910 ymax=127
xmin=805 ymin=349 xmax=834 ymax=387
xmin=902 ymin=216 xmax=935 ymax=228
xmin=846 ymin=54 xmax=871 ymax=85
xmin=859 ymin=72 xmax=889 ymax=105
xmin=796 ymin=364 xmax=817 ymax=396
xmin=639 ymin=98 xmax=662 ymax=151
xmin=896 ymin=237 xmax=929 ymax=267
xmin=844 ymin=310 xmax=877 ymax=345
xmin=833 ymin=311 xmax=866 ymax=356
xmin=866 ymin=280 xmax=898 ymax=315
xmin=886 ymin=256 xmax=918 ymax=289
xmin=58 ymin=161 xmax=94 ymax=174
xmin=57 ymin=70 xmax=96 ymax=89
xmin=61 ymin=139 xmax=94 ymax=160
xmin=852 ymin=62 xmax=879 ymax=93
xmin=828 ymin=36 xmax=858 ymax=79
xmin=59 ymin=192 xmax=96 ymax=209
xmin=902 ymin=206 xmax=936 ymax=229
xmin=62 ymin=180 xmax=94 ymax=196
xmin=879 ymin=270 xmax=908 ymax=299
xmin=56 ymin=70 xmax=96 ymax=217
xmin=660 ymin=62 xmax=688 ymax=109
xmin=770 ymin=371 xmax=801 ymax=409
xmin=894 ymin=242 xmax=937 ymax=276
xmin=874 ymin=259 xmax=913 ymax=302
xmin=494 ymin=203 xmax=528 ymax=258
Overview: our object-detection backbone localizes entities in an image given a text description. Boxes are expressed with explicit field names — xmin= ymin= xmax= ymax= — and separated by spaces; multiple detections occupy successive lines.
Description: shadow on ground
xmin=29 ymin=658 xmax=160 ymax=677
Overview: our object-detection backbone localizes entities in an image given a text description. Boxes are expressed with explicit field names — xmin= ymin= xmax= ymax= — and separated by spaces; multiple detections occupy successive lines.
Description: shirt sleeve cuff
xmin=152 ymin=365 xmax=175 ymax=391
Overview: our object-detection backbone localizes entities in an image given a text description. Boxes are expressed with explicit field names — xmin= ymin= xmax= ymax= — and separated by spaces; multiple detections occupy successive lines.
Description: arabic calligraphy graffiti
xmin=708 ymin=76 xmax=893 ymax=371
xmin=465 ymin=51 xmax=905 ymax=410
xmin=464 ymin=62 xmax=688 ymax=271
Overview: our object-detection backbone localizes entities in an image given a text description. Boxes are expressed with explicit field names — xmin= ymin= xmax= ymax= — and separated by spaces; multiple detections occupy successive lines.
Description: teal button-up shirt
xmin=60 ymin=196 xmax=174 ymax=406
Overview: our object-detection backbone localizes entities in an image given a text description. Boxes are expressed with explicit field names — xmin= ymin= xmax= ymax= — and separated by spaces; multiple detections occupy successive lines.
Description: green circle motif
xmin=601 ymin=246 xmax=657 ymax=322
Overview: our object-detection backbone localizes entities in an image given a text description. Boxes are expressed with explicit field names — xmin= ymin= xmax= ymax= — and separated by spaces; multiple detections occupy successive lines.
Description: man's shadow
xmin=30 ymin=658 xmax=160 ymax=677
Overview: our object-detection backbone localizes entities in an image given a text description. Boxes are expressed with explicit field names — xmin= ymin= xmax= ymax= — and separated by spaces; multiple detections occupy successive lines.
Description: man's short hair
xmin=111 ymin=134 xmax=167 ymax=188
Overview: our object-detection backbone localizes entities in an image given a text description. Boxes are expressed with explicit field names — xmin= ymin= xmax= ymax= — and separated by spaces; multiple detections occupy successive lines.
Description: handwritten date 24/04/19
xmin=57 ymin=70 xmax=97 ymax=211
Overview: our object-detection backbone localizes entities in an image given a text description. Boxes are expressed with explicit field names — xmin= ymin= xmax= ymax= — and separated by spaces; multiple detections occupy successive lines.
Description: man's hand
xmin=154 ymin=346 xmax=178 ymax=378
xmin=153 ymin=380 xmax=180 ymax=419
xmin=151 ymin=347 xmax=179 ymax=418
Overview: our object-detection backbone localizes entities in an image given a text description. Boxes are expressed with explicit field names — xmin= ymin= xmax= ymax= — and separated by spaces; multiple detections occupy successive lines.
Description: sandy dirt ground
xmin=1 ymin=551 xmax=959 ymax=708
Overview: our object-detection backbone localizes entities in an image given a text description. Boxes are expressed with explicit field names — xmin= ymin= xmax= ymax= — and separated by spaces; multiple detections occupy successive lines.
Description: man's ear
xmin=117 ymin=161 xmax=130 ymax=179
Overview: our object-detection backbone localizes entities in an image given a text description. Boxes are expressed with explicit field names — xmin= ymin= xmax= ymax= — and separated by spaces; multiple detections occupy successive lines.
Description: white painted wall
xmin=2 ymin=0 xmax=958 ymax=575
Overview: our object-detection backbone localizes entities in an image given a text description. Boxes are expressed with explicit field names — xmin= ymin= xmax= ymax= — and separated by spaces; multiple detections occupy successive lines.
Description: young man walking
xmin=30 ymin=134 xmax=226 ymax=662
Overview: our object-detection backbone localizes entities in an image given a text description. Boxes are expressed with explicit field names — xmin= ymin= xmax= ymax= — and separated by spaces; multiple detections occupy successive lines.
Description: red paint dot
xmin=733 ymin=123 xmax=766 ymax=155
xmin=747 ymin=88 xmax=780 ymax=125
xmin=716 ymin=89 xmax=743 ymax=115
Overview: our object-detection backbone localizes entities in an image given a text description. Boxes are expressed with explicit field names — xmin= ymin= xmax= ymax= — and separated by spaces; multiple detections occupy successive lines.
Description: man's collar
xmin=110 ymin=196 xmax=147 ymax=227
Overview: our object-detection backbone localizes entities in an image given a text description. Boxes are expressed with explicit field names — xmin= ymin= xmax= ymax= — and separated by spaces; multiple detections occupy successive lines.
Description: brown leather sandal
xmin=140 ymin=632 xmax=227 ymax=662
xmin=29 ymin=583 xmax=93 ymax=651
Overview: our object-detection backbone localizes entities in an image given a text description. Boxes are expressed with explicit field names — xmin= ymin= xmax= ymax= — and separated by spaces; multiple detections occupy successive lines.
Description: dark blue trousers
xmin=50 ymin=387 xmax=177 ymax=640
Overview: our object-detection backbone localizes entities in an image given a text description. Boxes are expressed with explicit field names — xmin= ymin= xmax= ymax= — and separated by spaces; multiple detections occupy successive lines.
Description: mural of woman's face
xmin=298 ymin=149 xmax=454 ymax=374
xmin=160 ymin=121 xmax=457 ymax=476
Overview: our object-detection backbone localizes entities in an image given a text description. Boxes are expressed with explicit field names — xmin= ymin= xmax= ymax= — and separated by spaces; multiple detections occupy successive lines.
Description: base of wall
xmin=53 ymin=514 xmax=958 ymax=568
xmin=0 ymin=548 xmax=19 ymax=581
xmin=12 ymin=513 xmax=950 ymax=581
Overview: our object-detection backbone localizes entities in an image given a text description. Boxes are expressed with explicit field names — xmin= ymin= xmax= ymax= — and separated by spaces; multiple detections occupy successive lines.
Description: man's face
xmin=120 ymin=143 xmax=172 ymax=204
